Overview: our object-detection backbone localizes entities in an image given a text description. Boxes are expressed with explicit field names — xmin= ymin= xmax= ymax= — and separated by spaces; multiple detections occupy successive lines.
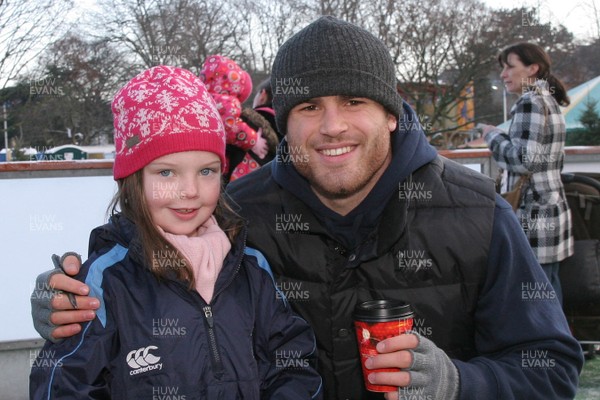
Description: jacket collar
xmin=90 ymin=214 xmax=248 ymax=291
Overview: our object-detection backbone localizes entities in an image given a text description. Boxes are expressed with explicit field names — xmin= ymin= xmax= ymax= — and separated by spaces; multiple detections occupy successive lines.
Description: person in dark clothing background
xmin=252 ymin=77 xmax=281 ymax=140
xmin=241 ymin=90 xmax=279 ymax=168
xmin=30 ymin=16 xmax=583 ymax=400
xmin=240 ymin=76 xmax=281 ymax=168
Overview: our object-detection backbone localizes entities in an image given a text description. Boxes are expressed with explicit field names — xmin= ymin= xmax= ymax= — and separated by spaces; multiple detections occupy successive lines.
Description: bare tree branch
xmin=92 ymin=0 xmax=247 ymax=72
xmin=0 ymin=0 xmax=74 ymax=89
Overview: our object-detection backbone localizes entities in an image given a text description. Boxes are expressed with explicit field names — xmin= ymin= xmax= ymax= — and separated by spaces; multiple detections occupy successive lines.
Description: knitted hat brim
xmin=113 ymin=130 xmax=226 ymax=180
xmin=273 ymin=68 xmax=402 ymax=133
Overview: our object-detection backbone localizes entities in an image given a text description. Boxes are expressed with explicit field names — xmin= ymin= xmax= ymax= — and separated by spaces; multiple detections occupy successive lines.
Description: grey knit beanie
xmin=271 ymin=16 xmax=403 ymax=134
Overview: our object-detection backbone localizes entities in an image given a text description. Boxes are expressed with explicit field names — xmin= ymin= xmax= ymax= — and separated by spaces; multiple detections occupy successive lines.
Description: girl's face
xmin=143 ymin=151 xmax=221 ymax=237
xmin=500 ymin=53 xmax=540 ymax=94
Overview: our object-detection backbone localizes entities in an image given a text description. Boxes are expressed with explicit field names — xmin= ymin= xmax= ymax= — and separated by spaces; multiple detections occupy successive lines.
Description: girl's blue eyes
xmin=159 ymin=169 xmax=215 ymax=177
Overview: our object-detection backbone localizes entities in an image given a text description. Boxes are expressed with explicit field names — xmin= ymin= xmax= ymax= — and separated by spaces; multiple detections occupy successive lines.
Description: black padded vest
xmin=228 ymin=156 xmax=496 ymax=399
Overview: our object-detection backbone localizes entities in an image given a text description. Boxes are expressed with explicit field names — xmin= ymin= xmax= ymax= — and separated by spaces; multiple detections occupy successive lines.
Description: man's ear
xmin=388 ymin=114 xmax=398 ymax=132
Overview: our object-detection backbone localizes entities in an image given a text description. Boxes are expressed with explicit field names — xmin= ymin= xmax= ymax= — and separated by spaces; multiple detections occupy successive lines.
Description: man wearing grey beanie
xmin=31 ymin=16 xmax=583 ymax=400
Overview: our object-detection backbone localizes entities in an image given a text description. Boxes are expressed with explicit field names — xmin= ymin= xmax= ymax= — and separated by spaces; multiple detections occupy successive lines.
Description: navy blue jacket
xmin=226 ymin=103 xmax=583 ymax=399
xmin=30 ymin=215 xmax=323 ymax=399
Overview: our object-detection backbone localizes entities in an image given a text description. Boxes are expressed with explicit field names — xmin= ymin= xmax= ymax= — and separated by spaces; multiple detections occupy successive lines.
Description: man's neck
xmin=312 ymin=189 xmax=368 ymax=216
xmin=311 ymin=154 xmax=392 ymax=216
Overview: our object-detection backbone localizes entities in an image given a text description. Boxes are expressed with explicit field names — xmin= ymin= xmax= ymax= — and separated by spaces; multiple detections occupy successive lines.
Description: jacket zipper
xmin=202 ymin=305 xmax=225 ymax=379
xmin=200 ymin=229 xmax=247 ymax=380
xmin=210 ymin=229 xmax=246 ymax=300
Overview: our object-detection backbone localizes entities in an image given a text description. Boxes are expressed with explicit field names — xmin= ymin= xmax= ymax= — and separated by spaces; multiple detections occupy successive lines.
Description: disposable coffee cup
xmin=353 ymin=300 xmax=414 ymax=392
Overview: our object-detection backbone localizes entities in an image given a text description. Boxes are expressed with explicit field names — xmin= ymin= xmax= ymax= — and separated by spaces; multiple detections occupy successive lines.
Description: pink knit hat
xmin=200 ymin=55 xmax=253 ymax=102
xmin=112 ymin=66 xmax=226 ymax=180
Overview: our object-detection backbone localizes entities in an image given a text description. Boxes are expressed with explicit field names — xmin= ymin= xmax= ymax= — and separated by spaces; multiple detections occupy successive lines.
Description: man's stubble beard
xmin=292 ymin=137 xmax=391 ymax=201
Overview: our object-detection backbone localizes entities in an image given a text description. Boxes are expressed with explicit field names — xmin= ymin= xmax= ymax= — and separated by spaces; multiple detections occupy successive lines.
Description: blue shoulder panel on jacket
xmin=244 ymin=247 xmax=288 ymax=307
xmin=84 ymin=244 xmax=128 ymax=327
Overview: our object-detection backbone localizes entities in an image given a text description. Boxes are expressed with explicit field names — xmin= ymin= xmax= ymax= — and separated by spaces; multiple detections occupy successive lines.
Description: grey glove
xmin=30 ymin=252 xmax=81 ymax=343
xmin=399 ymin=332 xmax=460 ymax=400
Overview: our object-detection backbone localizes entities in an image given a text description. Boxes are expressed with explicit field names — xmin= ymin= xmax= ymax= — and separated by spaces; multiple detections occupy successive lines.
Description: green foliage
xmin=576 ymin=354 xmax=600 ymax=400
xmin=567 ymin=100 xmax=600 ymax=146
xmin=10 ymin=139 xmax=31 ymax=161
xmin=580 ymin=99 xmax=600 ymax=132
xmin=5 ymin=34 xmax=117 ymax=149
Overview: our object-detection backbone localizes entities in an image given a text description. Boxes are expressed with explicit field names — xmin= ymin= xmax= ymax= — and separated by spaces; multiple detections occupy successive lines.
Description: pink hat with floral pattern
xmin=111 ymin=65 xmax=226 ymax=180
xmin=200 ymin=55 xmax=253 ymax=102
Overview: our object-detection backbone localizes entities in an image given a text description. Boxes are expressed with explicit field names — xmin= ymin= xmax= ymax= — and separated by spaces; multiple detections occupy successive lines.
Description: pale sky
xmin=69 ymin=0 xmax=597 ymax=41
xmin=483 ymin=0 xmax=598 ymax=41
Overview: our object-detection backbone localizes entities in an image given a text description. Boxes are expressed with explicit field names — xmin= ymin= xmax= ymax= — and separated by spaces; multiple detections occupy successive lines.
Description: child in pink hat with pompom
xmin=200 ymin=55 xmax=277 ymax=182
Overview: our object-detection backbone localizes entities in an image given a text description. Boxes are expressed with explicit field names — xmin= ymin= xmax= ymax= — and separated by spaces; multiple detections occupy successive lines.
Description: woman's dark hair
xmin=107 ymin=170 xmax=243 ymax=288
xmin=498 ymin=42 xmax=570 ymax=106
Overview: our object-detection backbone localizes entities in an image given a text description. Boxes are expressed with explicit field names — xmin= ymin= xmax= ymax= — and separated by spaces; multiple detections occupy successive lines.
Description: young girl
xmin=480 ymin=42 xmax=574 ymax=303
xmin=29 ymin=66 xmax=322 ymax=399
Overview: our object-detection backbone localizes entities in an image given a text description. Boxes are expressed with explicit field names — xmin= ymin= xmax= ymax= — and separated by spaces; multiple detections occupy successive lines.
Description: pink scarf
xmin=160 ymin=216 xmax=231 ymax=303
